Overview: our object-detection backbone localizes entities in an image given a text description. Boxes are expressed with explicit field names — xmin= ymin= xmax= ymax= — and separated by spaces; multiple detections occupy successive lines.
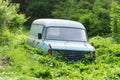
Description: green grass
xmin=0 ymin=29 xmax=120 ymax=80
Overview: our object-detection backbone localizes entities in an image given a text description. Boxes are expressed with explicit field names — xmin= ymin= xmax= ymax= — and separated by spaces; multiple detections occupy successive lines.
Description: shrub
xmin=34 ymin=68 xmax=52 ymax=79
xmin=0 ymin=0 xmax=26 ymax=30
xmin=89 ymin=36 xmax=120 ymax=57
xmin=0 ymin=0 xmax=27 ymax=45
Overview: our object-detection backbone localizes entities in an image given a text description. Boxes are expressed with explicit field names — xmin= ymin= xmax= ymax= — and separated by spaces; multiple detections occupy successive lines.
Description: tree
xmin=26 ymin=1 xmax=52 ymax=25
xmin=0 ymin=0 xmax=26 ymax=30
xmin=52 ymin=0 xmax=80 ymax=21
xmin=12 ymin=0 xmax=28 ymax=13
xmin=11 ymin=0 xmax=67 ymax=27
xmin=0 ymin=0 xmax=26 ymax=45
xmin=52 ymin=0 xmax=112 ymax=37
xmin=25 ymin=0 xmax=63 ymax=25
xmin=90 ymin=0 xmax=111 ymax=36
xmin=110 ymin=1 xmax=120 ymax=43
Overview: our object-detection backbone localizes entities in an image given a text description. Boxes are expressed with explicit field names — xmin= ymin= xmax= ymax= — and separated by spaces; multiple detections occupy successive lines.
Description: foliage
xmin=110 ymin=1 xmax=120 ymax=43
xmin=90 ymin=36 xmax=120 ymax=57
xmin=0 ymin=0 xmax=120 ymax=79
xmin=52 ymin=0 xmax=79 ymax=20
xmin=0 ymin=29 xmax=120 ymax=79
xmin=0 ymin=0 xmax=27 ymax=45
xmin=26 ymin=1 xmax=51 ymax=25
xmin=0 ymin=0 xmax=26 ymax=30
xmin=25 ymin=0 xmax=63 ymax=25
xmin=11 ymin=0 xmax=120 ymax=38
xmin=52 ymin=0 xmax=112 ymax=37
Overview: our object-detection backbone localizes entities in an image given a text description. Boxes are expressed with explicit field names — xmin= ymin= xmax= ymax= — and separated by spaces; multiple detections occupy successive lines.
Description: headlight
xmin=48 ymin=50 xmax=58 ymax=55
xmin=48 ymin=49 xmax=52 ymax=55
xmin=48 ymin=44 xmax=52 ymax=55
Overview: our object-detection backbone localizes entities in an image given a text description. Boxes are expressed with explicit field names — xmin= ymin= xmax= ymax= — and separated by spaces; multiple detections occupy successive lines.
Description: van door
xmin=28 ymin=24 xmax=44 ymax=48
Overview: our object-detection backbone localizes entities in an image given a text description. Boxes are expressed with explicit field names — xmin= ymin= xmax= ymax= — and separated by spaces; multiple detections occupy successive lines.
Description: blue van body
xmin=28 ymin=19 xmax=95 ymax=60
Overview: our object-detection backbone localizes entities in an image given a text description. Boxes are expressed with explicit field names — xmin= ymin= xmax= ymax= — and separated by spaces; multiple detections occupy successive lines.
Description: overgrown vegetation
xmin=110 ymin=1 xmax=120 ymax=43
xmin=0 ymin=29 xmax=120 ymax=79
xmin=0 ymin=0 xmax=120 ymax=79
xmin=0 ymin=0 xmax=26 ymax=30
xmin=0 ymin=0 xmax=26 ymax=45
xmin=11 ymin=0 xmax=120 ymax=38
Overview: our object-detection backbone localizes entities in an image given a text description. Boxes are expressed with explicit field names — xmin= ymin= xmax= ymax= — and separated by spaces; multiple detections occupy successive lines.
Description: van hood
xmin=44 ymin=40 xmax=95 ymax=52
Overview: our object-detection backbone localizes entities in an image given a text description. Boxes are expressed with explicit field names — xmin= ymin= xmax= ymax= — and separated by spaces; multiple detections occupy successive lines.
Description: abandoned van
xmin=28 ymin=19 xmax=95 ymax=60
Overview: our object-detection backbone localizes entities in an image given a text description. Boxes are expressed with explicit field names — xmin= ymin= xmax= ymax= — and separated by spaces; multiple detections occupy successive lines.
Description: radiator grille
xmin=53 ymin=50 xmax=90 ymax=60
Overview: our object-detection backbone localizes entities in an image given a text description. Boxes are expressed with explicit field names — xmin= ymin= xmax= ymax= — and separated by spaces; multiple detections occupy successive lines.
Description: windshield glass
xmin=45 ymin=27 xmax=87 ymax=42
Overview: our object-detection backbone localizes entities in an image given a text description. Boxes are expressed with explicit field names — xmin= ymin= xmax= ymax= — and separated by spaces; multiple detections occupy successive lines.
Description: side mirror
xmin=38 ymin=33 xmax=42 ymax=39
xmin=91 ymin=42 xmax=94 ymax=47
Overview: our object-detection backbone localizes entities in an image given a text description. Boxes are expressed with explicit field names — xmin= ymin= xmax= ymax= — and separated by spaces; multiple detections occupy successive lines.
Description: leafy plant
xmin=110 ymin=1 xmax=120 ymax=43
xmin=0 ymin=0 xmax=27 ymax=46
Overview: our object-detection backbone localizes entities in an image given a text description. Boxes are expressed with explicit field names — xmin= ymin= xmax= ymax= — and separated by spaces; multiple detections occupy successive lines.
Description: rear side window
xmin=30 ymin=24 xmax=44 ymax=38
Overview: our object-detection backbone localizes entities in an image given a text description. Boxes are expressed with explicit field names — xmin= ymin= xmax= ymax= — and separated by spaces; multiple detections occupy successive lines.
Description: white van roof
xmin=32 ymin=19 xmax=85 ymax=29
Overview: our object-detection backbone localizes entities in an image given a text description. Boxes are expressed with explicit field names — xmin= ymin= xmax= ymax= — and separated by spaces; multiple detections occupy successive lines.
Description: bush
xmin=0 ymin=0 xmax=26 ymax=30
xmin=89 ymin=36 xmax=120 ymax=57
xmin=0 ymin=0 xmax=27 ymax=45
xmin=34 ymin=68 xmax=52 ymax=79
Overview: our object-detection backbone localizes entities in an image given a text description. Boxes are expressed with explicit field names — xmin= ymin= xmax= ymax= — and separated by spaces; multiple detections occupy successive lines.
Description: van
xmin=28 ymin=19 xmax=95 ymax=60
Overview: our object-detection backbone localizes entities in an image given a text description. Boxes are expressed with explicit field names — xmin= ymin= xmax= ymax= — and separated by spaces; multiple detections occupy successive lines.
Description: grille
xmin=58 ymin=50 xmax=89 ymax=60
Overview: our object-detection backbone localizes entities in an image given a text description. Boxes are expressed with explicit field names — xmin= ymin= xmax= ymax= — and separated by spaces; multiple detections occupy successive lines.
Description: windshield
xmin=45 ymin=27 xmax=87 ymax=42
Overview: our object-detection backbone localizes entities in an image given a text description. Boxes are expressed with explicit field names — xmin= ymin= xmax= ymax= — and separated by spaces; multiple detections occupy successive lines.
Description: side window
xmin=30 ymin=24 xmax=44 ymax=38
xmin=30 ymin=25 xmax=35 ymax=36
